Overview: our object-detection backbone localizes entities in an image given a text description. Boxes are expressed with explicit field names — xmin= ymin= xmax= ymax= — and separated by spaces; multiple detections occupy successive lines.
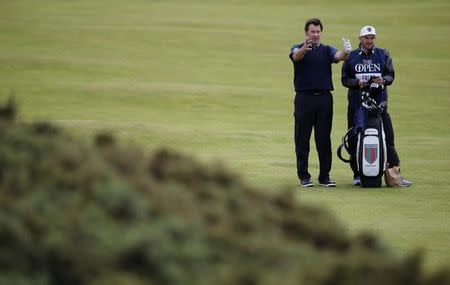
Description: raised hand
xmin=342 ymin=38 xmax=351 ymax=53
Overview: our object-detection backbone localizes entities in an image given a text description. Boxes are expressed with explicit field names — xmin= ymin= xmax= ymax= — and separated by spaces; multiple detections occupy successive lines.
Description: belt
xmin=297 ymin=90 xmax=330 ymax=96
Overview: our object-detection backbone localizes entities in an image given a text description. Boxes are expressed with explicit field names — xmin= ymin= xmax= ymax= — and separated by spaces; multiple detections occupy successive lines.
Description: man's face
xmin=360 ymin=35 xmax=376 ymax=50
xmin=305 ymin=24 xmax=322 ymax=46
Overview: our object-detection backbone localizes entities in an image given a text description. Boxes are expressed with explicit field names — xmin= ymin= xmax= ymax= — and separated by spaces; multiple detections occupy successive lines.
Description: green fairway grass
xmin=1 ymin=0 xmax=449 ymax=271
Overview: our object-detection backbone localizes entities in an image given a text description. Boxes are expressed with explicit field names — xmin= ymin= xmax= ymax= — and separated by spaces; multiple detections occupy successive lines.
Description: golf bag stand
xmin=337 ymin=82 xmax=387 ymax=188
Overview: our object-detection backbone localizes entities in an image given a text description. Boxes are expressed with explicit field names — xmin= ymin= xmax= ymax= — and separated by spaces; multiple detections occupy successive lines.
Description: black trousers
xmin=347 ymin=100 xmax=400 ymax=179
xmin=294 ymin=91 xmax=333 ymax=181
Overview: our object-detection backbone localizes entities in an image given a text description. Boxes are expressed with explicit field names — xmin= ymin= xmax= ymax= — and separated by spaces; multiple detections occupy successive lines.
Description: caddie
xmin=341 ymin=25 xmax=412 ymax=187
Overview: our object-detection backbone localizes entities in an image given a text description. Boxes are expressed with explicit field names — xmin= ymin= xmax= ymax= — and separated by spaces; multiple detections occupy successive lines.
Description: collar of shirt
xmin=358 ymin=44 xmax=376 ymax=55
xmin=310 ymin=43 xmax=322 ymax=50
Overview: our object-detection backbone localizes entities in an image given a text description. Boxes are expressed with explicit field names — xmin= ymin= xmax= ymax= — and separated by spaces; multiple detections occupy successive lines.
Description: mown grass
xmin=1 ymin=0 xmax=449 ymax=270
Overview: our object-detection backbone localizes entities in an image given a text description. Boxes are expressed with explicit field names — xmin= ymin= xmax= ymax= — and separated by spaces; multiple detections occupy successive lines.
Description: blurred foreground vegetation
xmin=1 ymin=99 xmax=449 ymax=285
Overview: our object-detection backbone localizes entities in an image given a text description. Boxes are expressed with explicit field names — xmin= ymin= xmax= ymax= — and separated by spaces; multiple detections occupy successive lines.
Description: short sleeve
xmin=329 ymin=46 xmax=338 ymax=60
xmin=289 ymin=44 xmax=301 ymax=61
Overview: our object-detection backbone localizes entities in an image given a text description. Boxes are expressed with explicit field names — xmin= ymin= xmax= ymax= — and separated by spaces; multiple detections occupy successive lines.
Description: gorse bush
xmin=0 ymin=99 xmax=449 ymax=285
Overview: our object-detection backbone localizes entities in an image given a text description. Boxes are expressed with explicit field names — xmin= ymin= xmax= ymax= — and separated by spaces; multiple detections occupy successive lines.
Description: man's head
xmin=304 ymin=18 xmax=323 ymax=46
xmin=359 ymin=25 xmax=376 ymax=51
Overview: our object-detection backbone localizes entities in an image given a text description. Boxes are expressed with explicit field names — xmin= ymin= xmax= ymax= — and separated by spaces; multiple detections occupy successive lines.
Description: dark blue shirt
xmin=289 ymin=43 xmax=338 ymax=92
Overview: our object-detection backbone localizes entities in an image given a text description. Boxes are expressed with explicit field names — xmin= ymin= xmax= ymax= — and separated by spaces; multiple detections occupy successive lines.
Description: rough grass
xmin=2 ymin=103 xmax=450 ymax=285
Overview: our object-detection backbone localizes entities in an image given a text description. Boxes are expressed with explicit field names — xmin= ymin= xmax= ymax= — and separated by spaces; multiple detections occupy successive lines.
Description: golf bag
xmin=337 ymin=81 xmax=387 ymax=187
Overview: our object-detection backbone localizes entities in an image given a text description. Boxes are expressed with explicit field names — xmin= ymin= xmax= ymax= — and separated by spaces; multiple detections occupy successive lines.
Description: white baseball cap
xmin=360 ymin=26 xmax=376 ymax=37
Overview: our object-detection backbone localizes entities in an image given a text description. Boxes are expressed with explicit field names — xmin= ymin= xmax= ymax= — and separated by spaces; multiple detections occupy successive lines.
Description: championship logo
xmin=364 ymin=144 xmax=378 ymax=164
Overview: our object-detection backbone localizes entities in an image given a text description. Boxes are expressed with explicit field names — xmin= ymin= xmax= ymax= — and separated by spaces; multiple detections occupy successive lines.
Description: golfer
xmin=289 ymin=18 xmax=351 ymax=187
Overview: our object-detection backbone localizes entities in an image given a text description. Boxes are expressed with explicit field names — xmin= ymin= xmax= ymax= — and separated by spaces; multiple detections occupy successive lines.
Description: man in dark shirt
xmin=341 ymin=25 xmax=412 ymax=187
xmin=289 ymin=18 xmax=351 ymax=187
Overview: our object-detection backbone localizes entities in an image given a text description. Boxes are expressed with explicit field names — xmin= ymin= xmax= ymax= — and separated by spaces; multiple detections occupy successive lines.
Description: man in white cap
xmin=341 ymin=25 xmax=412 ymax=187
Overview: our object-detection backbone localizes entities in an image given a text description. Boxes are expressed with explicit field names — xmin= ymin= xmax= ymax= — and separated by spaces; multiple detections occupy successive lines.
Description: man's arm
xmin=334 ymin=50 xmax=349 ymax=62
xmin=291 ymin=42 xmax=312 ymax=62
xmin=382 ymin=50 xmax=395 ymax=86
xmin=341 ymin=58 xmax=359 ymax=88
